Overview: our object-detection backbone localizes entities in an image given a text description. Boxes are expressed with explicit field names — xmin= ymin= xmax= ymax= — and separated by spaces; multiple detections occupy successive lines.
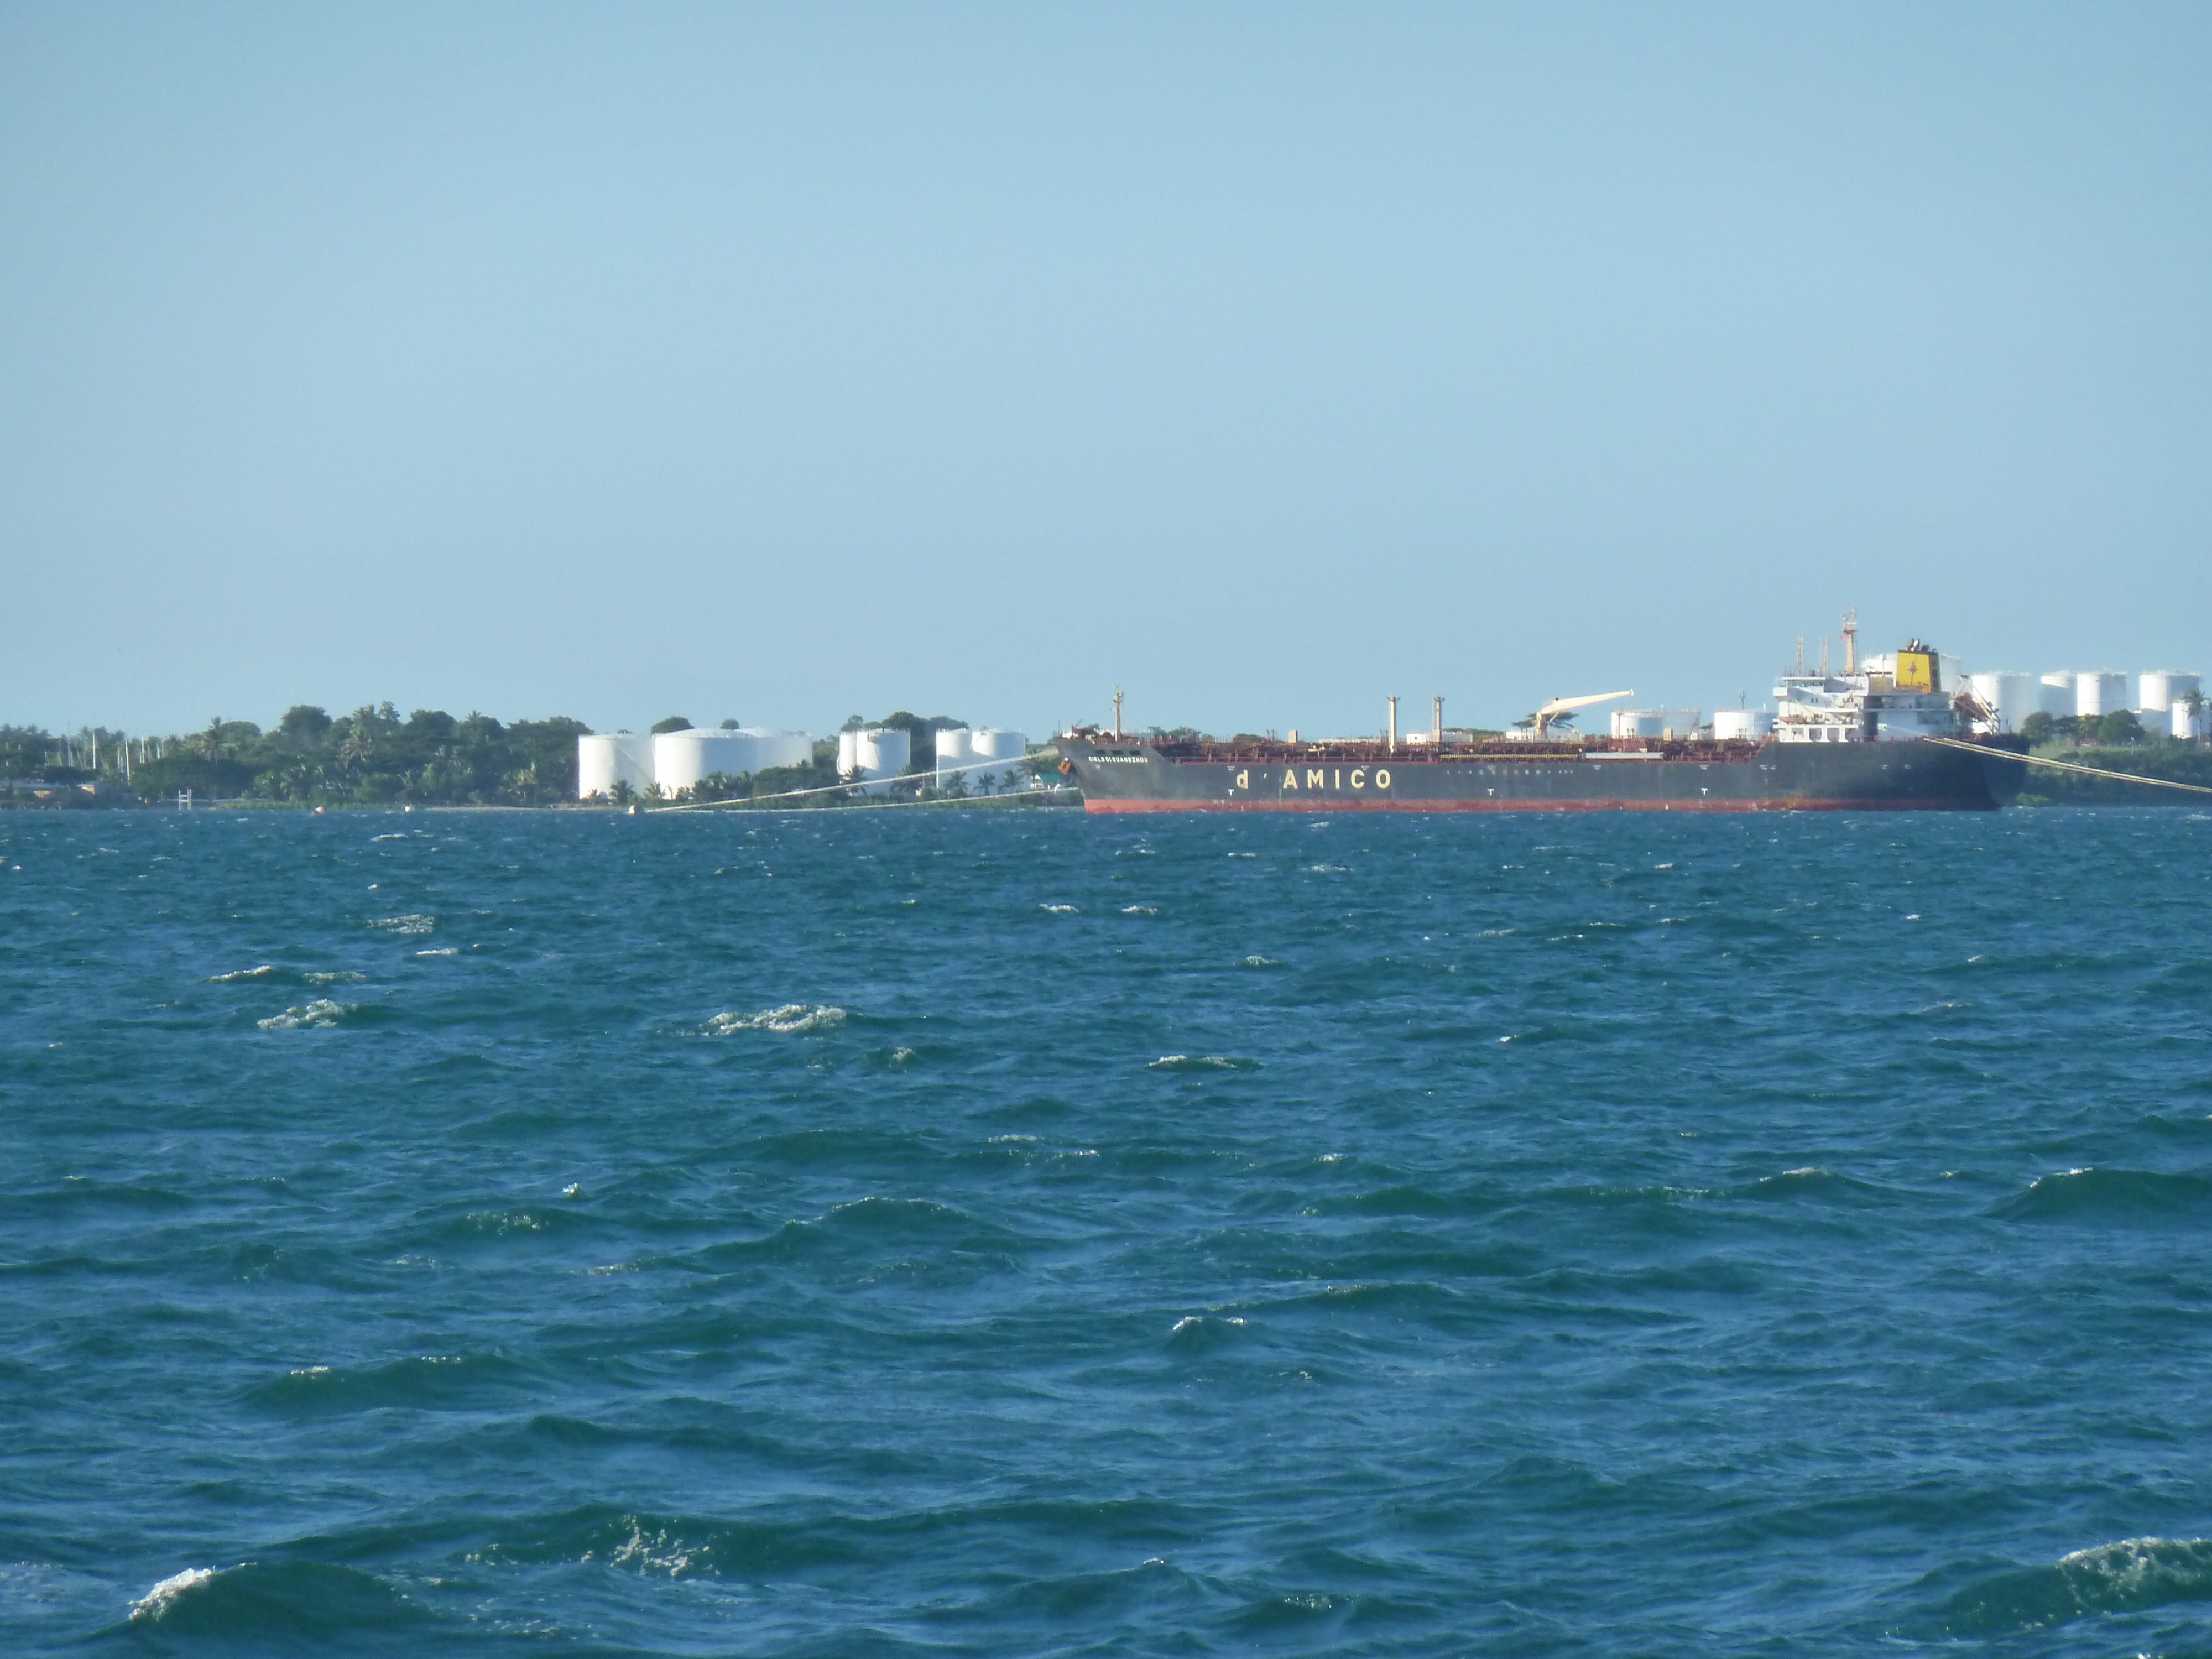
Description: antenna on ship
xmin=1794 ymin=637 xmax=1805 ymax=675
xmin=1387 ymin=695 xmax=1400 ymax=754
xmin=1842 ymin=606 xmax=1859 ymax=674
xmin=1818 ymin=637 xmax=1830 ymax=677
xmin=1113 ymin=686 xmax=1123 ymax=738
xmin=1432 ymin=695 xmax=1444 ymax=745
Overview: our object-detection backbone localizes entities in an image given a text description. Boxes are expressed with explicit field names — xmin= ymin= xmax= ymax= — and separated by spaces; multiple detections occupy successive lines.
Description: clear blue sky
xmin=3 ymin=3 xmax=2206 ymax=738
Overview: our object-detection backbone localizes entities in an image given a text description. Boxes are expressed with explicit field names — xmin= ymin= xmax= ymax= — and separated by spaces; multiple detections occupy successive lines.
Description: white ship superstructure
xmin=1772 ymin=641 xmax=1973 ymax=744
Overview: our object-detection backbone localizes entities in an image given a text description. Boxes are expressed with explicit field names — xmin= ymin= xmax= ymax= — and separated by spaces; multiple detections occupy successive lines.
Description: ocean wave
xmin=302 ymin=969 xmax=366 ymax=985
xmin=204 ymin=964 xmax=276 ymax=983
xmin=129 ymin=1564 xmax=216 ymax=1620
xmin=1040 ymin=903 xmax=1079 ymax=914
xmin=1147 ymin=1054 xmax=1262 ymax=1071
xmin=1166 ymin=1312 xmax=1248 ymax=1352
xmin=366 ymin=912 xmax=435 ymax=935
xmin=124 ymin=1559 xmax=429 ymax=1634
xmin=1935 ymin=1536 xmax=2212 ymax=1634
xmin=468 ymin=1504 xmax=863 ymax=1578
xmin=680 ymin=1196 xmax=1029 ymax=1270
xmin=247 ymin=1350 xmax=536 ymax=1418
xmin=703 ymin=1003 xmax=847 ymax=1035
xmin=257 ymin=999 xmax=352 ymax=1031
xmin=1990 ymin=1165 xmax=2212 ymax=1224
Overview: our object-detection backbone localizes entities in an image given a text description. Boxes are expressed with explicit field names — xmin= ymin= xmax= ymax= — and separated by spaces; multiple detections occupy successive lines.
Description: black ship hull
xmin=1060 ymin=735 xmax=2027 ymax=813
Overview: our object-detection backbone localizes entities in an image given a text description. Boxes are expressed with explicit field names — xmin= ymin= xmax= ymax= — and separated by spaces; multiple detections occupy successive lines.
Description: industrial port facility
xmin=575 ymin=724 xmax=1030 ymax=800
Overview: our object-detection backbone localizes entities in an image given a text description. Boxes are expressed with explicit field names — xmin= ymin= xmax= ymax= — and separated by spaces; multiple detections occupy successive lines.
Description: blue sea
xmin=6 ymin=805 xmax=2212 ymax=1656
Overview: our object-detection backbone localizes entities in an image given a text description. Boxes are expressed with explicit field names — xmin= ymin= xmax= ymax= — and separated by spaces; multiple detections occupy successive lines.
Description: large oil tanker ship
xmin=1058 ymin=641 xmax=2028 ymax=813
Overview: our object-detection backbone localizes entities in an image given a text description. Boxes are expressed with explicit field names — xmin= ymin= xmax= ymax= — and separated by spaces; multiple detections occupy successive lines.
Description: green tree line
xmin=4 ymin=706 xmax=588 ymax=805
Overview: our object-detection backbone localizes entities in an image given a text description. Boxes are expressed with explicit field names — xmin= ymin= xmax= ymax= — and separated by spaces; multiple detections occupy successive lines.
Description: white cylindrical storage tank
xmin=1713 ymin=709 xmax=1775 ymax=742
xmin=2174 ymin=702 xmax=2205 ymax=740
xmin=2139 ymin=671 xmax=2199 ymax=713
xmin=970 ymin=728 xmax=1026 ymax=760
xmin=2039 ymin=673 xmax=2075 ymax=717
xmin=1611 ymin=709 xmax=1667 ymax=739
xmin=847 ymin=728 xmax=910 ymax=793
xmin=1969 ymin=672 xmax=2038 ymax=733
xmin=739 ymin=729 xmax=813 ymax=772
xmin=653 ymin=729 xmax=730 ymax=794
xmin=2075 ymin=672 xmax=2126 ymax=719
xmin=933 ymin=727 xmax=973 ymax=782
xmin=578 ymin=734 xmax=619 ymax=799
xmin=837 ymin=730 xmax=861 ymax=778
xmin=578 ymin=733 xmax=655 ymax=799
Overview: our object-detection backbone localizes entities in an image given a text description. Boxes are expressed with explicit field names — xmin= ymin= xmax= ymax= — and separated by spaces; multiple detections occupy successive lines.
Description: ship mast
xmin=1841 ymin=606 xmax=1859 ymax=675
xmin=1113 ymin=686 xmax=1123 ymax=738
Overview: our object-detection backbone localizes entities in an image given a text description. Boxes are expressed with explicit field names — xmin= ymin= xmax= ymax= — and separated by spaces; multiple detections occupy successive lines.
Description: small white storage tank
xmin=741 ymin=730 xmax=814 ymax=773
xmin=2138 ymin=671 xmax=2200 ymax=713
xmin=652 ymin=728 xmax=754 ymax=794
xmin=2174 ymin=702 xmax=2205 ymax=741
xmin=933 ymin=727 xmax=973 ymax=782
xmin=969 ymin=729 xmax=1026 ymax=760
xmin=1969 ymin=672 xmax=2038 ymax=733
xmin=1611 ymin=709 xmax=1667 ymax=739
xmin=1713 ymin=709 xmax=1775 ymax=742
xmin=2039 ymin=673 xmax=2076 ymax=717
xmin=577 ymin=733 xmax=655 ymax=800
xmin=2075 ymin=672 xmax=2127 ymax=719
xmin=841 ymin=728 xmax=910 ymax=794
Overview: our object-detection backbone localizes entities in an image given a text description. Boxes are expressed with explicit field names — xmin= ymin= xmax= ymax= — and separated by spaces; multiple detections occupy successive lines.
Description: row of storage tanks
xmin=834 ymin=727 xmax=1029 ymax=795
xmin=1605 ymin=670 xmax=2205 ymax=743
xmin=577 ymin=729 xmax=816 ymax=799
xmin=1965 ymin=671 xmax=2202 ymax=737
xmin=577 ymin=726 xmax=1031 ymax=798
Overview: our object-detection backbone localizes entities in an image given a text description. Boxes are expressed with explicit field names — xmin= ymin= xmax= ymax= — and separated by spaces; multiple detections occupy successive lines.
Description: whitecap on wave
xmin=704 ymin=1004 xmax=847 ymax=1035
xmin=1149 ymin=1054 xmax=1260 ymax=1072
xmin=367 ymin=914 xmax=435 ymax=935
xmin=205 ymin=965 xmax=276 ymax=983
xmin=130 ymin=1566 xmax=218 ymax=1621
xmin=258 ymin=999 xmax=352 ymax=1031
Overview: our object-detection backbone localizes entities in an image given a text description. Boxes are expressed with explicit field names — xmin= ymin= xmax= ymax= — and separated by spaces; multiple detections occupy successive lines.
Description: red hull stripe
xmin=1083 ymin=797 xmax=1983 ymax=814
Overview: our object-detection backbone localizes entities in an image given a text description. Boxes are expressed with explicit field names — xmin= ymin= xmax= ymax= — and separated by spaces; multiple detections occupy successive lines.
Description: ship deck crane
xmin=1531 ymin=690 xmax=1635 ymax=739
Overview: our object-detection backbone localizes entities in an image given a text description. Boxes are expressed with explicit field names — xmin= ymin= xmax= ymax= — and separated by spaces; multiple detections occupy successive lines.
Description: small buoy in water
xmin=312 ymin=805 xmax=325 ymax=815
xmin=626 ymin=804 xmax=638 ymax=815
xmin=403 ymin=805 xmax=413 ymax=813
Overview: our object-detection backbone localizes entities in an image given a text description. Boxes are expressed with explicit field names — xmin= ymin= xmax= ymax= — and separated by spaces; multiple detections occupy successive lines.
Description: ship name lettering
xmin=1281 ymin=769 xmax=1297 ymax=790
xmin=1234 ymin=770 xmax=1249 ymax=790
xmin=1308 ymin=769 xmax=1325 ymax=789
xmin=1375 ymin=769 xmax=1390 ymax=788
xmin=1350 ymin=768 xmax=1365 ymax=788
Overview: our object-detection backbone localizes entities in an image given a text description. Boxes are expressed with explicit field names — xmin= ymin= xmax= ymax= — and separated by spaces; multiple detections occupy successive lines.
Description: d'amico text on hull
xmin=1057 ymin=639 xmax=2031 ymax=813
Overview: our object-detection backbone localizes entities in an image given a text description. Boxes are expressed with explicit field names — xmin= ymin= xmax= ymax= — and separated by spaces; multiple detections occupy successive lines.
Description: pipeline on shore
xmin=1924 ymin=737 xmax=2212 ymax=799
